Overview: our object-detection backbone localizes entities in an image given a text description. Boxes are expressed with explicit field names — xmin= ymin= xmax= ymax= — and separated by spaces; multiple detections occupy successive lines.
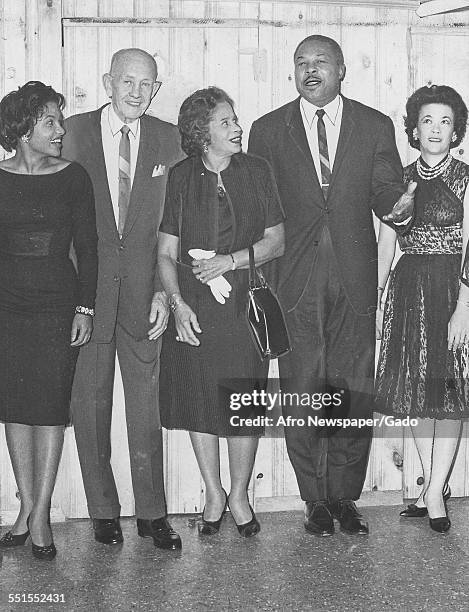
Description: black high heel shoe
xmin=425 ymin=488 xmax=451 ymax=534
xmin=27 ymin=517 xmax=57 ymax=560
xmin=231 ymin=503 xmax=261 ymax=538
xmin=198 ymin=491 xmax=228 ymax=535
xmin=399 ymin=484 xmax=451 ymax=518
xmin=0 ymin=529 xmax=30 ymax=548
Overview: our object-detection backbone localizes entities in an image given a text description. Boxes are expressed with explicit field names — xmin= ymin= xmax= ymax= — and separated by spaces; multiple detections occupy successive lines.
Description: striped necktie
xmin=316 ymin=109 xmax=331 ymax=199
xmin=118 ymin=124 xmax=131 ymax=236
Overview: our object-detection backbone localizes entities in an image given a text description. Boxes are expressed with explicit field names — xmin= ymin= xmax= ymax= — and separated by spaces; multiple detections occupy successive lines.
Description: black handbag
xmin=246 ymin=246 xmax=290 ymax=360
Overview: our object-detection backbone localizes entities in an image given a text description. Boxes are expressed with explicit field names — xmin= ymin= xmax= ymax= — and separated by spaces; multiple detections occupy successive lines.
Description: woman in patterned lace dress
xmin=376 ymin=85 xmax=469 ymax=533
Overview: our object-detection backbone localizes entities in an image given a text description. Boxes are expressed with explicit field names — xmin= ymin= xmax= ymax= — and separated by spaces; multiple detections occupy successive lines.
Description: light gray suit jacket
xmin=63 ymin=104 xmax=183 ymax=342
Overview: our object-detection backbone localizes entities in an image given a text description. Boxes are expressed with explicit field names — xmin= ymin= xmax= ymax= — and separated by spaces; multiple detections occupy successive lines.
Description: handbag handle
xmin=248 ymin=245 xmax=267 ymax=289
xmin=248 ymin=245 xmax=256 ymax=288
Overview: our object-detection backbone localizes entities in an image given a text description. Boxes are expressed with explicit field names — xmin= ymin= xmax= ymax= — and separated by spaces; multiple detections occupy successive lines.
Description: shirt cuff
xmin=394 ymin=217 xmax=412 ymax=226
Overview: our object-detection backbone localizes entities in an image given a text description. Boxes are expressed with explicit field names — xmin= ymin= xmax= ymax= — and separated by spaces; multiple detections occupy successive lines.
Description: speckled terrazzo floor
xmin=1 ymin=501 xmax=469 ymax=612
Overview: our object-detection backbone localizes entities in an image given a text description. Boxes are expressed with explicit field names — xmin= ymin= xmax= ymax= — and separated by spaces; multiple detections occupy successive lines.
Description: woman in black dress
xmin=0 ymin=82 xmax=97 ymax=558
xmin=376 ymin=85 xmax=469 ymax=532
xmin=158 ymin=87 xmax=284 ymax=537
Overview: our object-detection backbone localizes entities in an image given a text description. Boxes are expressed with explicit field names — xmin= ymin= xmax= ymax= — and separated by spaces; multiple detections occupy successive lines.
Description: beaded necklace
xmin=416 ymin=154 xmax=452 ymax=181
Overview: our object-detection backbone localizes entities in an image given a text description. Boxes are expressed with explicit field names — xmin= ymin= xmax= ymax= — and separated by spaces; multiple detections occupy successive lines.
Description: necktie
xmin=316 ymin=109 xmax=331 ymax=199
xmin=118 ymin=125 xmax=131 ymax=236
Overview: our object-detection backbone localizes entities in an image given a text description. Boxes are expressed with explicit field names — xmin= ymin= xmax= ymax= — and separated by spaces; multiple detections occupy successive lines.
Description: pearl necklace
xmin=416 ymin=154 xmax=452 ymax=181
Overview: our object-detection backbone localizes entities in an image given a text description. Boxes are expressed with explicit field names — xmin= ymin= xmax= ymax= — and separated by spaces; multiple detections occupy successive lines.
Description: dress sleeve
xmin=71 ymin=163 xmax=98 ymax=309
xmin=159 ymin=165 xmax=181 ymax=237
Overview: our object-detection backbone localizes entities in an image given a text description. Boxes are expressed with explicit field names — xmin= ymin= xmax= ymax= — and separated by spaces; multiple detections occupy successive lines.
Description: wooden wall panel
xmin=341 ymin=7 xmax=380 ymax=105
xmin=63 ymin=0 xmax=99 ymax=16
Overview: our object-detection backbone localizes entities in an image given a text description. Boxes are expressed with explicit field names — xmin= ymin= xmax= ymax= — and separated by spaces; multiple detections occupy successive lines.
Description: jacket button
xmin=119 ymin=244 xmax=125 ymax=251
xmin=113 ymin=275 xmax=120 ymax=282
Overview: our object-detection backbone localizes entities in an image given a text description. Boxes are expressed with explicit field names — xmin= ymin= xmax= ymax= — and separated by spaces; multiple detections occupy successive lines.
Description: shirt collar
xmin=300 ymin=95 xmax=342 ymax=128
xmin=107 ymin=104 xmax=139 ymax=138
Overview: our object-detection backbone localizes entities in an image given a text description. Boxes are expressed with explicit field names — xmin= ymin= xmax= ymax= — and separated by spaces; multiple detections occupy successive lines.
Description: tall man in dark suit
xmin=63 ymin=48 xmax=183 ymax=549
xmin=249 ymin=35 xmax=414 ymax=536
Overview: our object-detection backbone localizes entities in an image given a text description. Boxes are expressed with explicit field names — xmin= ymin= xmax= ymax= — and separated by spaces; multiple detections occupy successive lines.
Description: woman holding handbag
xmin=158 ymin=87 xmax=284 ymax=537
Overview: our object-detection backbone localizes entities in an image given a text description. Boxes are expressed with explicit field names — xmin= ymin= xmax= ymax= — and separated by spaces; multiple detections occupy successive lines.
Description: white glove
xmin=188 ymin=249 xmax=232 ymax=304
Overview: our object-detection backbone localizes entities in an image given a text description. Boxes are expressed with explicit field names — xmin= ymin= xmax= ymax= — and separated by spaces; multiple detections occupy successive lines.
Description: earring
xmin=21 ymin=134 xmax=30 ymax=143
xmin=413 ymin=131 xmax=419 ymax=142
xmin=452 ymin=134 xmax=457 ymax=142
xmin=202 ymin=143 xmax=209 ymax=154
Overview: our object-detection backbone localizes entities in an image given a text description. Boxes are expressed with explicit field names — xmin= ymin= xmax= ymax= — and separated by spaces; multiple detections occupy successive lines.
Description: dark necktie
xmin=316 ymin=109 xmax=331 ymax=199
xmin=118 ymin=124 xmax=131 ymax=236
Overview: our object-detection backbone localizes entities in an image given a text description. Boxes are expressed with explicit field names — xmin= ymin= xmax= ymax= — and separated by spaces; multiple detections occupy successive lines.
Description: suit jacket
xmin=63 ymin=104 xmax=183 ymax=342
xmin=248 ymin=95 xmax=405 ymax=316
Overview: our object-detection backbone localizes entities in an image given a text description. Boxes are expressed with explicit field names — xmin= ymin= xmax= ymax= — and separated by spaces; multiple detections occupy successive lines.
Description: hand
xmin=382 ymin=181 xmax=417 ymax=223
xmin=70 ymin=314 xmax=93 ymax=346
xmin=174 ymin=301 xmax=202 ymax=346
xmin=148 ymin=291 xmax=169 ymax=340
xmin=376 ymin=307 xmax=384 ymax=341
xmin=448 ymin=304 xmax=469 ymax=351
xmin=191 ymin=254 xmax=232 ymax=284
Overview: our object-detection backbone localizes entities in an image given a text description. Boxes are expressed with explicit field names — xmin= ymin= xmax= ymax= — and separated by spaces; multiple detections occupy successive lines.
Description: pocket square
xmin=152 ymin=164 xmax=166 ymax=177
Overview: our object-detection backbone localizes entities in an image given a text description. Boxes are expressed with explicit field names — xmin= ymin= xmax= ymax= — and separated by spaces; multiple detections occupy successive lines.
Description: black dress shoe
xmin=0 ymin=529 xmax=30 ymax=547
xmin=426 ymin=486 xmax=451 ymax=533
xmin=137 ymin=517 xmax=182 ymax=550
xmin=399 ymin=503 xmax=428 ymax=518
xmin=304 ymin=501 xmax=334 ymax=536
xmin=93 ymin=518 xmax=123 ymax=545
xmin=232 ymin=504 xmax=261 ymax=538
xmin=198 ymin=491 xmax=228 ymax=535
xmin=429 ymin=516 xmax=451 ymax=533
xmin=330 ymin=500 xmax=369 ymax=535
xmin=32 ymin=541 xmax=57 ymax=560
xmin=26 ymin=517 xmax=56 ymax=560
xmin=400 ymin=485 xmax=451 ymax=518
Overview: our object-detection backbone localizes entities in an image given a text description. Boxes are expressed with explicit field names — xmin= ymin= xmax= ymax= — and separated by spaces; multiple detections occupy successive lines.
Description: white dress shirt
xmin=101 ymin=104 xmax=141 ymax=226
xmin=299 ymin=94 xmax=343 ymax=185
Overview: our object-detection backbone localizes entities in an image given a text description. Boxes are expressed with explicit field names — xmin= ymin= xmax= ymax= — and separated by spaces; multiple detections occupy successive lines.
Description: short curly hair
xmin=178 ymin=86 xmax=235 ymax=156
xmin=0 ymin=81 xmax=65 ymax=152
xmin=405 ymin=85 xmax=467 ymax=150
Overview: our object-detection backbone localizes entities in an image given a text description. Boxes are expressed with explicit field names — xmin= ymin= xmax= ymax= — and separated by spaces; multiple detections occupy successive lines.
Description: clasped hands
xmin=189 ymin=249 xmax=232 ymax=304
xmin=167 ymin=249 xmax=233 ymax=347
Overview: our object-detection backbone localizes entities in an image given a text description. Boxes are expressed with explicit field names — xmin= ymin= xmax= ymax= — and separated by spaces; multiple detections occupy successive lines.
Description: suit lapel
xmin=328 ymin=96 xmax=356 ymax=199
xmin=286 ymin=99 xmax=325 ymax=206
xmin=121 ymin=115 xmax=159 ymax=239
xmin=89 ymin=105 xmax=119 ymax=239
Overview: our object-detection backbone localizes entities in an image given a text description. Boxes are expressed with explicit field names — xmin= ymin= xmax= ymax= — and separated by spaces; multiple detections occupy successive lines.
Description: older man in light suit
xmin=63 ymin=48 xmax=183 ymax=549
xmin=249 ymin=35 xmax=414 ymax=537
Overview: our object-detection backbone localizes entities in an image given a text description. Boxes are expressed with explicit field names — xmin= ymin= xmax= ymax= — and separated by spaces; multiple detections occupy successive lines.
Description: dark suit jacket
xmin=248 ymin=95 xmax=405 ymax=316
xmin=63 ymin=104 xmax=183 ymax=342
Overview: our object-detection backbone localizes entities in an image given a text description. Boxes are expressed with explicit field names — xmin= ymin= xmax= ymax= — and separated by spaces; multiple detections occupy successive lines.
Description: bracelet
xmin=377 ymin=287 xmax=384 ymax=292
xmin=230 ymin=253 xmax=236 ymax=271
xmin=75 ymin=305 xmax=95 ymax=316
xmin=169 ymin=292 xmax=184 ymax=312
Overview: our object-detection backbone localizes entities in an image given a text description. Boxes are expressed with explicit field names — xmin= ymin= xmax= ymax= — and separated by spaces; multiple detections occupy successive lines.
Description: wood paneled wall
xmin=0 ymin=1 xmax=468 ymax=518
